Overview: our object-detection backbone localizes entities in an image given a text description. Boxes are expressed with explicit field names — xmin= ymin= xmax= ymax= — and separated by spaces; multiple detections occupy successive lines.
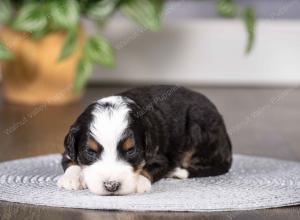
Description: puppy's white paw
xmin=168 ymin=167 xmax=189 ymax=179
xmin=57 ymin=175 xmax=82 ymax=190
xmin=57 ymin=165 xmax=86 ymax=190
xmin=136 ymin=175 xmax=151 ymax=194
xmin=79 ymin=175 xmax=87 ymax=189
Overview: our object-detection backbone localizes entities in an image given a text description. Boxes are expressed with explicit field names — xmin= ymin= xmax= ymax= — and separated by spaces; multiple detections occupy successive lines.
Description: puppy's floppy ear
xmin=64 ymin=126 xmax=79 ymax=161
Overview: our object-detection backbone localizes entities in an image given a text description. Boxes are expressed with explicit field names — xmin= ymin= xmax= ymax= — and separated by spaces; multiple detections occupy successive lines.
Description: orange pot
xmin=0 ymin=27 xmax=85 ymax=105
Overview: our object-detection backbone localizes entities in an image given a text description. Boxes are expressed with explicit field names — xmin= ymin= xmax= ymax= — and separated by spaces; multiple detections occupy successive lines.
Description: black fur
xmin=62 ymin=85 xmax=232 ymax=183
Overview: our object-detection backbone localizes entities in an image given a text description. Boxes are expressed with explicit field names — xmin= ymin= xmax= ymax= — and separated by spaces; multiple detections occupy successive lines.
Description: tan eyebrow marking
xmin=122 ymin=137 xmax=135 ymax=151
xmin=87 ymin=137 xmax=99 ymax=152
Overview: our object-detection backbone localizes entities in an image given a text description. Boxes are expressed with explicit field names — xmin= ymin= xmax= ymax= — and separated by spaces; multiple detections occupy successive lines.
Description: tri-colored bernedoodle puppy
xmin=57 ymin=85 xmax=232 ymax=195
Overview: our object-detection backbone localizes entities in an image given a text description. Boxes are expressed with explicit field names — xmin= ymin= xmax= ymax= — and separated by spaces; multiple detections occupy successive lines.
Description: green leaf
xmin=0 ymin=42 xmax=14 ymax=60
xmin=244 ymin=7 xmax=256 ymax=54
xmin=121 ymin=0 xmax=162 ymax=31
xmin=0 ymin=0 xmax=12 ymax=24
xmin=84 ymin=36 xmax=115 ymax=67
xmin=216 ymin=0 xmax=237 ymax=18
xmin=13 ymin=3 xmax=48 ymax=33
xmin=86 ymin=0 xmax=119 ymax=23
xmin=49 ymin=0 xmax=80 ymax=29
xmin=73 ymin=36 xmax=115 ymax=92
xmin=58 ymin=30 xmax=78 ymax=62
xmin=31 ymin=28 xmax=49 ymax=40
xmin=73 ymin=57 xmax=93 ymax=93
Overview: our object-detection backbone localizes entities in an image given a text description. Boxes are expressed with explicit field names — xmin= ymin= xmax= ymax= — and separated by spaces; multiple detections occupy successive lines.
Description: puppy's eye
xmin=121 ymin=137 xmax=137 ymax=157
xmin=85 ymin=148 xmax=97 ymax=160
xmin=126 ymin=146 xmax=137 ymax=157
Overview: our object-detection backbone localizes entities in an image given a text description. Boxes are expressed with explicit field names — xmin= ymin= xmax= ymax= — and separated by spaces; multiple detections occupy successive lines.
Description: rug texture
xmin=0 ymin=154 xmax=299 ymax=212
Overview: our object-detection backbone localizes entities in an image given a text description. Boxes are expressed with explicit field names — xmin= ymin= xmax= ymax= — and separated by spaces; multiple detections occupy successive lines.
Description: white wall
xmin=90 ymin=19 xmax=300 ymax=86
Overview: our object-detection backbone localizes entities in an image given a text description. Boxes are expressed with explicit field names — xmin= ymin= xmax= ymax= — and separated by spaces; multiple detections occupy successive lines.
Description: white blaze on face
xmin=82 ymin=96 xmax=138 ymax=195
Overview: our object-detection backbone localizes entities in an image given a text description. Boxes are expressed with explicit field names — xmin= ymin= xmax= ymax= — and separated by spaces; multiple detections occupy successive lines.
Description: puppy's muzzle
xmin=103 ymin=181 xmax=121 ymax=193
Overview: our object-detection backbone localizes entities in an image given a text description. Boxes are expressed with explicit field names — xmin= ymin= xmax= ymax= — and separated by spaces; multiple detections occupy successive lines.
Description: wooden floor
xmin=0 ymin=86 xmax=299 ymax=220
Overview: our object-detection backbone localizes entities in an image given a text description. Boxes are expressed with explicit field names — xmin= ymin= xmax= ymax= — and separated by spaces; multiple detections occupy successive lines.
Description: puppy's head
xmin=64 ymin=96 xmax=147 ymax=195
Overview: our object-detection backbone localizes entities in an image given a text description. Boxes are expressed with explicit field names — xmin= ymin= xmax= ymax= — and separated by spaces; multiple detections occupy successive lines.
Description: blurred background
xmin=0 ymin=0 xmax=299 ymax=163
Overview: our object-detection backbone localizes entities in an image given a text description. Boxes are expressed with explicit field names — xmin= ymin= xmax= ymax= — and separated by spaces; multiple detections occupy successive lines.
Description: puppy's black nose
xmin=103 ymin=181 xmax=121 ymax=192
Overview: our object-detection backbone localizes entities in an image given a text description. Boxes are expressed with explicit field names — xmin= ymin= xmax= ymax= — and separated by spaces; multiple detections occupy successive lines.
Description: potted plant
xmin=0 ymin=0 xmax=255 ymax=105
xmin=0 ymin=0 xmax=163 ymax=105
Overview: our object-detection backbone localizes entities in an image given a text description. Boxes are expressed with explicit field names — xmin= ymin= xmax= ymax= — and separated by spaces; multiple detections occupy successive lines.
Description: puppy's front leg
xmin=57 ymin=154 xmax=86 ymax=190
xmin=57 ymin=165 xmax=86 ymax=190
xmin=136 ymin=174 xmax=152 ymax=194
xmin=136 ymin=155 xmax=170 ymax=194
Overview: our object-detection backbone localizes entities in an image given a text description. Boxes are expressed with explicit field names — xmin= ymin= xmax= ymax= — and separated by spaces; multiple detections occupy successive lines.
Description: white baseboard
xmin=89 ymin=19 xmax=300 ymax=86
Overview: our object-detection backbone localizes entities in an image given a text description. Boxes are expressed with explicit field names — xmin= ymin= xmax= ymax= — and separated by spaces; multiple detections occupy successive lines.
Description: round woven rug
xmin=0 ymin=154 xmax=299 ymax=212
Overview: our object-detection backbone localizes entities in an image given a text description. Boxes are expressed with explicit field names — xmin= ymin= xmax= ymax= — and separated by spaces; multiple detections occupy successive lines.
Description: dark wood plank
xmin=0 ymin=86 xmax=299 ymax=220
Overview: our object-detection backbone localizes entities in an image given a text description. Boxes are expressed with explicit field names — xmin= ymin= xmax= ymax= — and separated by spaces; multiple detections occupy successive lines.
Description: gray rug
xmin=0 ymin=154 xmax=299 ymax=212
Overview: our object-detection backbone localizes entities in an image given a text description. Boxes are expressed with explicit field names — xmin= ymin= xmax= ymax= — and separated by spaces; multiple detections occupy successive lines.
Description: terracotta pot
xmin=0 ymin=27 xmax=85 ymax=105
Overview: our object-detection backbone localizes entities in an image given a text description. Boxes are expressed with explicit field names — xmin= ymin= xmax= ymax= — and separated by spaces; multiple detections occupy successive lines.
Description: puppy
xmin=57 ymin=85 xmax=232 ymax=195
